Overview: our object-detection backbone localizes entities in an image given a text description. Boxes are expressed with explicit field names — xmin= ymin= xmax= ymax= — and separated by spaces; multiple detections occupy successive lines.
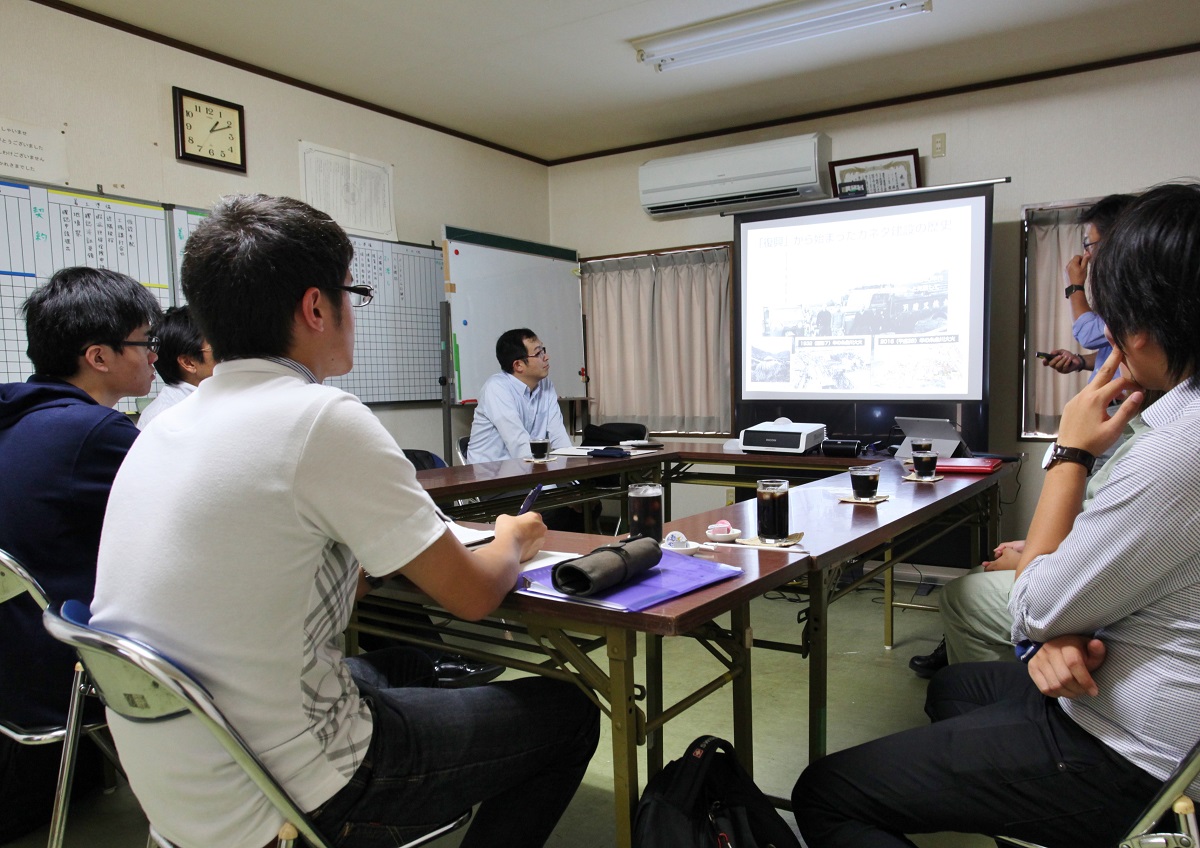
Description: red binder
xmin=936 ymin=457 xmax=1004 ymax=474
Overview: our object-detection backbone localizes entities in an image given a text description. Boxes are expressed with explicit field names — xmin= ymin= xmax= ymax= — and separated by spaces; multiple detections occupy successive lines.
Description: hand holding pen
xmin=517 ymin=484 xmax=543 ymax=515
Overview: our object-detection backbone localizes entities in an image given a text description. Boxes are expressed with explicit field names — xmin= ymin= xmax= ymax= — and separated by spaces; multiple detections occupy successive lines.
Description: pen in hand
xmin=517 ymin=484 xmax=543 ymax=515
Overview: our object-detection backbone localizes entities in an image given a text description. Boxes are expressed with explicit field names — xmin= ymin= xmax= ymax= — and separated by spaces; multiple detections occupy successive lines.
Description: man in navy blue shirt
xmin=0 ymin=266 xmax=160 ymax=841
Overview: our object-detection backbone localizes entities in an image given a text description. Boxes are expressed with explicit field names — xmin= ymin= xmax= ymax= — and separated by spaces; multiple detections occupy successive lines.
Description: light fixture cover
xmin=633 ymin=0 xmax=932 ymax=71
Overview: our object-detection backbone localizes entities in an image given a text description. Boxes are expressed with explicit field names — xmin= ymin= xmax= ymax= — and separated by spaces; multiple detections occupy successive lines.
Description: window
xmin=1021 ymin=200 xmax=1094 ymax=438
xmin=581 ymin=245 xmax=731 ymax=434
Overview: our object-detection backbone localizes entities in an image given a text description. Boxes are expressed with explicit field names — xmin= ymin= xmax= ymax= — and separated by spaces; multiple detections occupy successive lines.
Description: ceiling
xmin=48 ymin=0 xmax=1200 ymax=163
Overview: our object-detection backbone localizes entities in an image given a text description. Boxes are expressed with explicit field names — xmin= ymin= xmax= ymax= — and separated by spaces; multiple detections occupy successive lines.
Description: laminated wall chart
xmin=0 ymin=180 xmax=172 ymax=411
xmin=1 ymin=180 xmax=443 ymax=406
xmin=326 ymin=235 xmax=444 ymax=403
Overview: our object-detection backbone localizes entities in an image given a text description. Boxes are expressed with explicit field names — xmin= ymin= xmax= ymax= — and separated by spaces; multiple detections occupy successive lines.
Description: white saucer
xmin=663 ymin=541 xmax=702 ymax=556
xmin=705 ymin=528 xmax=743 ymax=542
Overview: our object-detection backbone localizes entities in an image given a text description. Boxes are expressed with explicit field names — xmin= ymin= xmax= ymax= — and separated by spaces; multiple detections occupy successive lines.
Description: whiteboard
xmin=445 ymin=236 xmax=584 ymax=402
xmin=0 ymin=180 xmax=173 ymax=412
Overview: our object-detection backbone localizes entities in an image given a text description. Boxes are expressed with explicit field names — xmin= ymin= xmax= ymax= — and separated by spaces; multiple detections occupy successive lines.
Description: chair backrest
xmin=457 ymin=435 xmax=470 ymax=465
xmin=1123 ymin=734 xmax=1200 ymax=840
xmin=42 ymin=601 xmax=334 ymax=848
xmin=0 ymin=547 xmax=50 ymax=609
xmin=582 ymin=422 xmax=648 ymax=446
xmin=401 ymin=448 xmax=448 ymax=471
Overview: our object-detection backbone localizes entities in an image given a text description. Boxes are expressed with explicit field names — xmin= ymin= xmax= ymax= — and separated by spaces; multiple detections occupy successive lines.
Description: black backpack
xmin=632 ymin=735 xmax=803 ymax=848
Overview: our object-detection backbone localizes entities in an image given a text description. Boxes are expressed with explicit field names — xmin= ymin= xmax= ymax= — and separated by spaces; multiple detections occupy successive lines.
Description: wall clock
xmin=172 ymin=86 xmax=246 ymax=172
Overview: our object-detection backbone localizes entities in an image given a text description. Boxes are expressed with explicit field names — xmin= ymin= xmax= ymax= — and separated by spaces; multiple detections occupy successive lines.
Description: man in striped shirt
xmin=792 ymin=183 xmax=1200 ymax=848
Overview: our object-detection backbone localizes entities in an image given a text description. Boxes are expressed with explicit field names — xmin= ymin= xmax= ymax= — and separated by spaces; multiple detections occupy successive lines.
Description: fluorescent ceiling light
xmin=633 ymin=0 xmax=932 ymax=72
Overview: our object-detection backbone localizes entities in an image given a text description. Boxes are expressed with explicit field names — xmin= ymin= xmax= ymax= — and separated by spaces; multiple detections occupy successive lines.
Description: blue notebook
xmin=518 ymin=548 xmax=742 ymax=612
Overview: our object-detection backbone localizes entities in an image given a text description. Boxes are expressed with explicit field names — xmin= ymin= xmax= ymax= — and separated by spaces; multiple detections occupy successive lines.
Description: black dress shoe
xmin=908 ymin=638 xmax=948 ymax=679
xmin=434 ymin=655 xmax=504 ymax=689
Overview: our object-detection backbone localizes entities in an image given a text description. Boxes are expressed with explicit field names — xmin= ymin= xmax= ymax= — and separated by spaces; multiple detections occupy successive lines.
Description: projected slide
xmin=739 ymin=193 xmax=988 ymax=402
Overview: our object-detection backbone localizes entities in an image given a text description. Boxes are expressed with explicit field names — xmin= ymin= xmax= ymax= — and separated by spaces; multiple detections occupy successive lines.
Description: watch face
xmin=173 ymin=87 xmax=246 ymax=172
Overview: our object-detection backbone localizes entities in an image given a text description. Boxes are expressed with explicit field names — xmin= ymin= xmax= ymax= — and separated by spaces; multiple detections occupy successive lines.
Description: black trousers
xmin=791 ymin=662 xmax=1162 ymax=848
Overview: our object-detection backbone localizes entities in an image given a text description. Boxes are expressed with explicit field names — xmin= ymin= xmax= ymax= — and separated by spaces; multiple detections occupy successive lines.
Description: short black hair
xmin=1080 ymin=193 xmax=1137 ymax=238
xmin=496 ymin=328 xmax=537 ymax=373
xmin=181 ymin=195 xmax=354 ymax=361
xmin=151 ymin=305 xmax=205 ymax=385
xmin=22 ymin=267 xmax=161 ymax=378
xmin=1090 ymin=183 xmax=1200 ymax=384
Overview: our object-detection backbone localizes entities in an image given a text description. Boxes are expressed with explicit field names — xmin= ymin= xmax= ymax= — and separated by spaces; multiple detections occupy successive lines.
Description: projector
xmin=739 ymin=419 xmax=826 ymax=455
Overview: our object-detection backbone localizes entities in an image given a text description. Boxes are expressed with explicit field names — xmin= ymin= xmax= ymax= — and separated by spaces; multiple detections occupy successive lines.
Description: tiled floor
xmin=9 ymin=580 xmax=992 ymax=847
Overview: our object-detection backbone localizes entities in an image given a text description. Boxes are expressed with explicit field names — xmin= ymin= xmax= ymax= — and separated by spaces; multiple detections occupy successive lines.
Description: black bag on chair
xmin=632 ymin=735 xmax=803 ymax=848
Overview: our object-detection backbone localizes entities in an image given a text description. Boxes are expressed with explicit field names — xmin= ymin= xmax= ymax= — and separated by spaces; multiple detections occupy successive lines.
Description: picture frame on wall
xmin=829 ymin=149 xmax=922 ymax=198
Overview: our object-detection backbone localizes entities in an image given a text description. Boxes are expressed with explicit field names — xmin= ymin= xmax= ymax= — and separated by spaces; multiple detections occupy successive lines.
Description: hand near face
xmin=1056 ymin=349 xmax=1144 ymax=456
xmin=1065 ymin=253 xmax=1090 ymax=288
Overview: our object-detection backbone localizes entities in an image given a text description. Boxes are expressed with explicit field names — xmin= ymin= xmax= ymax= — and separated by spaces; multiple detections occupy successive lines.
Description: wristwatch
xmin=1065 ymin=284 xmax=1085 ymax=298
xmin=1042 ymin=442 xmax=1096 ymax=475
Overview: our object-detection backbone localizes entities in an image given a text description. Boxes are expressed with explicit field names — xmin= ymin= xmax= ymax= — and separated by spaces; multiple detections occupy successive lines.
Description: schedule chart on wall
xmin=0 ymin=180 xmax=172 ymax=410
xmin=167 ymin=206 xmax=207 ymax=305
xmin=326 ymin=236 xmax=444 ymax=403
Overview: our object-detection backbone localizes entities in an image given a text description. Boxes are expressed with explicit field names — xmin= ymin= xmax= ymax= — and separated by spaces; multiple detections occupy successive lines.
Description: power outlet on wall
xmin=932 ymin=132 xmax=947 ymax=158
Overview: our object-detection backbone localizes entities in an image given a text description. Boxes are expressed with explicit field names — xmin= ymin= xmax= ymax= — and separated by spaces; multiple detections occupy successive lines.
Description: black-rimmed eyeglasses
xmin=1082 ymin=236 xmax=1100 ymax=254
xmin=331 ymin=284 xmax=374 ymax=307
xmin=525 ymin=345 xmax=548 ymax=360
xmin=78 ymin=336 xmax=160 ymax=356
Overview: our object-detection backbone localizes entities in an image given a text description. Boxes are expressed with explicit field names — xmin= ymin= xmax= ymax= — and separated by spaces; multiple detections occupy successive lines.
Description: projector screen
xmin=737 ymin=185 xmax=992 ymax=403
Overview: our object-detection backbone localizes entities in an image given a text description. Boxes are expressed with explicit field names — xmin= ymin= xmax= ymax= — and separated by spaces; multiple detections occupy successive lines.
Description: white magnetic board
xmin=445 ymin=236 xmax=585 ymax=402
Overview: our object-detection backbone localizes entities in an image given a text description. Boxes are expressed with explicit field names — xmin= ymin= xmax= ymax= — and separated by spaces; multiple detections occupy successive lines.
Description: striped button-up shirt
xmin=1011 ymin=376 xmax=1200 ymax=793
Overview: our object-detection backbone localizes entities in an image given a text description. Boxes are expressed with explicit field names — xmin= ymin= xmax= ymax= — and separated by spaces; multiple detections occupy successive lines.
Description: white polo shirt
xmin=92 ymin=358 xmax=446 ymax=847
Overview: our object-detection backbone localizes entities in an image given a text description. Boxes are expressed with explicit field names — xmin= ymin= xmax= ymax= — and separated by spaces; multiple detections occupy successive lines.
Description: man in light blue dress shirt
xmin=467 ymin=328 xmax=572 ymax=463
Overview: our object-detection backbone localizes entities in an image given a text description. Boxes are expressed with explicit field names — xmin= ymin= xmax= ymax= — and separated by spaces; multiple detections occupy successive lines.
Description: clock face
xmin=172 ymin=87 xmax=246 ymax=172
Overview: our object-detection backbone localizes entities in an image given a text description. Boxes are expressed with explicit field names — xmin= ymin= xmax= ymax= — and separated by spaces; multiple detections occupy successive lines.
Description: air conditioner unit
xmin=639 ymin=133 xmax=831 ymax=218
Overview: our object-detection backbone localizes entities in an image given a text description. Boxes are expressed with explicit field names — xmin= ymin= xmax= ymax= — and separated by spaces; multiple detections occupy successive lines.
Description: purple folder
xmin=518 ymin=548 xmax=742 ymax=612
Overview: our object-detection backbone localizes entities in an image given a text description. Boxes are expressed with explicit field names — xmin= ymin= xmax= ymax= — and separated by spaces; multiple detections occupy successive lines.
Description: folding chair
xmin=997 ymin=734 xmax=1200 ymax=848
xmin=43 ymin=600 xmax=470 ymax=848
xmin=0 ymin=548 xmax=116 ymax=848
xmin=457 ymin=435 xmax=470 ymax=465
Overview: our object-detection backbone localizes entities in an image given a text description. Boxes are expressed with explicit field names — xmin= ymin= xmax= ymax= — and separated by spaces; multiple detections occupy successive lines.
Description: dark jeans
xmin=311 ymin=647 xmax=600 ymax=848
xmin=792 ymin=662 xmax=1162 ymax=848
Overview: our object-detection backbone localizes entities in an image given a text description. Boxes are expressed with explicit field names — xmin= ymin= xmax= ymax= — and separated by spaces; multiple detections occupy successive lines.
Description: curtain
xmin=582 ymin=247 xmax=731 ymax=433
xmin=1027 ymin=210 xmax=1090 ymax=435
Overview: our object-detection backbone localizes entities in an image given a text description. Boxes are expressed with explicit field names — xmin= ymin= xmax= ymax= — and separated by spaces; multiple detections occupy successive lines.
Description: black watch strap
xmin=1046 ymin=443 xmax=1096 ymax=475
xmin=1065 ymin=284 xmax=1085 ymax=298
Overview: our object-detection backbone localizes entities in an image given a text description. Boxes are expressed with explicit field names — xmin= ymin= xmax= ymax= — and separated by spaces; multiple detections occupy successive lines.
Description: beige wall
xmin=6 ymin=0 xmax=1200 ymax=531
xmin=549 ymin=52 xmax=1200 ymax=537
xmin=1 ymin=0 xmax=554 ymax=457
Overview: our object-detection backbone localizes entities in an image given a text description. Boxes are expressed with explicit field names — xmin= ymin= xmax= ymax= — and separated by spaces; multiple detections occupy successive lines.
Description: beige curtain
xmin=581 ymin=247 xmax=731 ymax=433
xmin=1026 ymin=210 xmax=1090 ymax=435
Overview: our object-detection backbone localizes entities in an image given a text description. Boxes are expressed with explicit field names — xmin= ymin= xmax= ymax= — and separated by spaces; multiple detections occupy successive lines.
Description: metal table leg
xmin=608 ymin=627 xmax=640 ymax=848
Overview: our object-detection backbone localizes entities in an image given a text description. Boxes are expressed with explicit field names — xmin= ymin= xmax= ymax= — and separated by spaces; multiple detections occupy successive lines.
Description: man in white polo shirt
xmin=92 ymin=194 xmax=598 ymax=848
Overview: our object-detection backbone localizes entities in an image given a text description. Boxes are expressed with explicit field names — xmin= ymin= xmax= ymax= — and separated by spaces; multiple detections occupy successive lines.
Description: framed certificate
xmin=828 ymin=149 xmax=921 ymax=198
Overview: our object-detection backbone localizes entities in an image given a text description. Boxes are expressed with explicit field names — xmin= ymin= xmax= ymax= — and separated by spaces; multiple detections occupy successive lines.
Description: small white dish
xmin=706 ymin=528 xmax=743 ymax=542
xmin=663 ymin=541 xmax=702 ymax=556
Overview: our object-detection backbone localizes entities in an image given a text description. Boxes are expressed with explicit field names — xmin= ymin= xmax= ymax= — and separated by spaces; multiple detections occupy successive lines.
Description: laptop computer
xmin=894 ymin=416 xmax=973 ymax=459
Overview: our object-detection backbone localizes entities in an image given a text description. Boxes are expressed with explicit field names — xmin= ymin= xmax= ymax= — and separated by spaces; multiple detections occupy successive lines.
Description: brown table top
xmin=415 ymin=451 xmax=666 ymax=500
xmin=663 ymin=440 xmax=868 ymax=470
xmin=664 ymin=457 xmax=1012 ymax=570
xmin=376 ymin=528 xmax=809 ymax=638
